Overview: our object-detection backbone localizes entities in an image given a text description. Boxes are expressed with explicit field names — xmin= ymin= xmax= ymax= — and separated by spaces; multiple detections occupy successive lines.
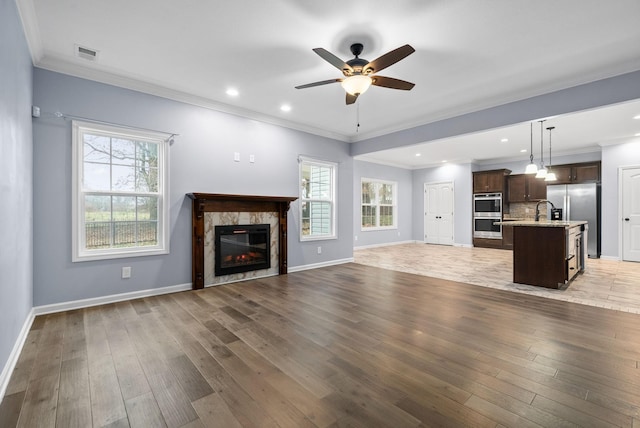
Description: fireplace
xmin=215 ymin=224 xmax=271 ymax=276
xmin=187 ymin=193 xmax=297 ymax=289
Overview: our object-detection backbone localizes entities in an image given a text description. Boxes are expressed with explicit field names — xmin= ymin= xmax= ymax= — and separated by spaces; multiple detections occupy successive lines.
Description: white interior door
xmin=622 ymin=167 xmax=640 ymax=262
xmin=424 ymin=182 xmax=454 ymax=245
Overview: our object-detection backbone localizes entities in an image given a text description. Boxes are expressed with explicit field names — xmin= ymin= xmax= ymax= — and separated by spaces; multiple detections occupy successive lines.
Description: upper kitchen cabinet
xmin=507 ymin=174 xmax=547 ymax=202
xmin=473 ymin=169 xmax=511 ymax=193
xmin=550 ymin=161 xmax=601 ymax=184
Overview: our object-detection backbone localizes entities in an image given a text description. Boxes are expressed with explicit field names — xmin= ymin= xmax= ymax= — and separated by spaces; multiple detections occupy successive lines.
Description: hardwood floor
xmin=2 ymin=262 xmax=640 ymax=427
xmin=355 ymin=243 xmax=640 ymax=314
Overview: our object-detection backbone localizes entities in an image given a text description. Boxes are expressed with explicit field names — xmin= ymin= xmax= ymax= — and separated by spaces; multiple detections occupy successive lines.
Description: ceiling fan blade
xmin=346 ymin=93 xmax=359 ymax=105
xmin=312 ymin=48 xmax=353 ymax=74
xmin=364 ymin=44 xmax=415 ymax=74
xmin=295 ymin=78 xmax=342 ymax=89
xmin=371 ymin=76 xmax=415 ymax=90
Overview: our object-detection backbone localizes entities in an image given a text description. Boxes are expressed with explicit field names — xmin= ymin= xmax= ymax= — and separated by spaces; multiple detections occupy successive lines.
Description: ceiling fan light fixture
xmin=340 ymin=75 xmax=372 ymax=96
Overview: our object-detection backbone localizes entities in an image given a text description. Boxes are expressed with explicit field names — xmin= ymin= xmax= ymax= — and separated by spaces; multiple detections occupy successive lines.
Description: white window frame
xmin=361 ymin=178 xmax=398 ymax=231
xmin=299 ymin=157 xmax=337 ymax=241
xmin=72 ymin=120 xmax=170 ymax=262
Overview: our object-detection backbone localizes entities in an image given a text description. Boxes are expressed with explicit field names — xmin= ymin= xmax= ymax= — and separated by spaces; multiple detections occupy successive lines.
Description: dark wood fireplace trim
xmin=186 ymin=193 xmax=297 ymax=290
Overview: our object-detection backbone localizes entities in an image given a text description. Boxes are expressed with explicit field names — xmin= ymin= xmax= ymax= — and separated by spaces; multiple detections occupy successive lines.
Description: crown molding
xmin=15 ymin=0 xmax=43 ymax=63
xmin=34 ymin=54 xmax=351 ymax=143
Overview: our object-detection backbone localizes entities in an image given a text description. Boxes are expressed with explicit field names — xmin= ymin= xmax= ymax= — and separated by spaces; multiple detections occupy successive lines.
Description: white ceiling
xmin=17 ymin=0 xmax=640 ymax=168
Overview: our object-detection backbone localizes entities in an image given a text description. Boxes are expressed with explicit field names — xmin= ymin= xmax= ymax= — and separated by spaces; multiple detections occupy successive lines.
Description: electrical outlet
xmin=317 ymin=246 xmax=322 ymax=254
xmin=355 ymin=235 xmax=358 ymax=241
xmin=249 ymin=154 xmax=255 ymax=163
xmin=234 ymin=152 xmax=240 ymax=162
xmin=122 ymin=266 xmax=131 ymax=279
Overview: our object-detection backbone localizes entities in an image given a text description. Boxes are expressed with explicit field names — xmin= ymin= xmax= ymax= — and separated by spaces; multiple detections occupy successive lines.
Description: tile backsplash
xmin=506 ymin=202 xmax=547 ymax=220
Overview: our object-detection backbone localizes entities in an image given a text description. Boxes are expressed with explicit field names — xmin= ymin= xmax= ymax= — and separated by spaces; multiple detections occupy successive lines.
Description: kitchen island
xmin=497 ymin=220 xmax=587 ymax=288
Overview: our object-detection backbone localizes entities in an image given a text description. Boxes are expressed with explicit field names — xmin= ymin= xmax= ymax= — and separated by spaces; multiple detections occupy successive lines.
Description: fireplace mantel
xmin=187 ymin=193 xmax=297 ymax=289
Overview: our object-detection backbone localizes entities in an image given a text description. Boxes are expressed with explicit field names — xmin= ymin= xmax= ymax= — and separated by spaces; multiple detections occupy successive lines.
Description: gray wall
xmin=349 ymin=70 xmax=640 ymax=256
xmin=32 ymin=69 xmax=353 ymax=306
xmin=353 ymin=160 xmax=413 ymax=247
xmin=351 ymin=70 xmax=640 ymax=157
xmin=0 ymin=0 xmax=33 ymax=391
xmin=412 ymin=163 xmax=473 ymax=246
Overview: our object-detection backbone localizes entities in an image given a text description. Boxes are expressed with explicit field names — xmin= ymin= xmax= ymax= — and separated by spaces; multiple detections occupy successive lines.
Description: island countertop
xmin=496 ymin=220 xmax=587 ymax=228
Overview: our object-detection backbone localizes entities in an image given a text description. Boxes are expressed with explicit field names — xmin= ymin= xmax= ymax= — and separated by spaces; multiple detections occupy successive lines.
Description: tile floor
xmin=354 ymin=243 xmax=640 ymax=314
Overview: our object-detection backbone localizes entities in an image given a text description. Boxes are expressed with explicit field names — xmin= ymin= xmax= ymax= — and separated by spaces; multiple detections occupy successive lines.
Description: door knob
xmin=625 ymin=218 xmax=630 ymax=221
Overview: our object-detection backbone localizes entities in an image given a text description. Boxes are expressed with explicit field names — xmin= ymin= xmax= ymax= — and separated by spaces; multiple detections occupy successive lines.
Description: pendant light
xmin=544 ymin=126 xmax=557 ymax=182
xmin=524 ymin=122 xmax=538 ymax=174
xmin=535 ymin=120 xmax=547 ymax=178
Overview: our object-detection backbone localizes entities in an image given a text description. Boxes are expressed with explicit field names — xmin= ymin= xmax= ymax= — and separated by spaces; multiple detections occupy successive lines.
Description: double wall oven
xmin=473 ymin=193 xmax=502 ymax=239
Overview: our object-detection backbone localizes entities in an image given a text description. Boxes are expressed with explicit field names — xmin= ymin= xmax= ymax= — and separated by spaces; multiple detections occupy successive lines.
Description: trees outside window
xmin=361 ymin=179 xmax=397 ymax=230
xmin=72 ymin=121 xmax=169 ymax=261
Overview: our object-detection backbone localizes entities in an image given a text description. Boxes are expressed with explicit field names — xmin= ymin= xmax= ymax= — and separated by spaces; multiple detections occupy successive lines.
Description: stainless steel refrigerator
xmin=547 ymin=183 xmax=600 ymax=258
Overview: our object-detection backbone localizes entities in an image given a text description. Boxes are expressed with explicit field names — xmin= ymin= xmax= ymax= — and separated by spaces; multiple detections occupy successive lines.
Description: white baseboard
xmin=354 ymin=240 xmax=417 ymax=251
xmin=453 ymin=243 xmax=473 ymax=248
xmin=599 ymin=255 xmax=620 ymax=261
xmin=354 ymin=240 xmax=473 ymax=250
xmin=288 ymin=257 xmax=354 ymax=273
xmin=1 ymin=309 xmax=35 ymax=403
xmin=33 ymin=282 xmax=192 ymax=316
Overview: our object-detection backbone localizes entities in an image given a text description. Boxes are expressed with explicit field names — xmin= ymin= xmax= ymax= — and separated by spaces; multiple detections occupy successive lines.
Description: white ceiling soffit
xmin=17 ymin=0 xmax=640 ymax=165
xmin=356 ymin=99 xmax=640 ymax=169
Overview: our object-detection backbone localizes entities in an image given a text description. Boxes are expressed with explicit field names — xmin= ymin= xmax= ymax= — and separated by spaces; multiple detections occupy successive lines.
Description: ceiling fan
xmin=295 ymin=43 xmax=416 ymax=105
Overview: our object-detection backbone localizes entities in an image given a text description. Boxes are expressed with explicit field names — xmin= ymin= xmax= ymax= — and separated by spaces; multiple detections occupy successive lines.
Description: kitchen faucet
xmin=535 ymin=200 xmax=556 ymax=222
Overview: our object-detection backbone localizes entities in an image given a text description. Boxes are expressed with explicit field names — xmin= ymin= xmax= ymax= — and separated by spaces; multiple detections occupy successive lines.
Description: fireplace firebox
xmin=215 ymin=224 xmax=271 ymax=276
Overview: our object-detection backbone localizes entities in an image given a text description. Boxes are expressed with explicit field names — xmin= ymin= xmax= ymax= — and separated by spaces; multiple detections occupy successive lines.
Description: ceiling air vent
xmin=74 ymin=44 xmax=99 ymax=61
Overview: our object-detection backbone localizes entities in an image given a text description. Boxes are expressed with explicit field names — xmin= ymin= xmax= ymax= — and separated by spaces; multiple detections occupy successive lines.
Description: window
xmin=72 ymin=120 xmax=169 ymax=261
xmin=299 ymin=158 xmax=336 ymax=240
xmin=361 ymin=178 xmax=397 ymax=230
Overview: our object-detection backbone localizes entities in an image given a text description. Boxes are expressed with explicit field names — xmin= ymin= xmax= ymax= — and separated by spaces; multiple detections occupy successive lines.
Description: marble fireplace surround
xmin=187 ymin=193 xmax=297 ymax=289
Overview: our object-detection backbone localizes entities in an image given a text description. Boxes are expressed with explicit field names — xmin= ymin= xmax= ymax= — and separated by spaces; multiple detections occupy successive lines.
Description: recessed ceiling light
xmin=635 ymin=132 xmax=640 ymax=137
xmin=634 ymin=114 xmax=640 ymax=120
xmin=226 ymin=88 xmax=239 ymax=96
xmin=442 ymin=160 xmax=447 ymax=163
xmin=501 ymin=138 xmax=509 ymax=143
xmin=280 ymin=104 xmax=291 ymax=112
xmin=520 ymin=149 xmax=527 ymax=153
xmin=415 ymin=153 xmax=421 ymax=157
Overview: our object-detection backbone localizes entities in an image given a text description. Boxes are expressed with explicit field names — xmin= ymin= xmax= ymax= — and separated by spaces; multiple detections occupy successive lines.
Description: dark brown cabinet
xmin=512 ymin=224 xmax=584 ymax=288
xmin=550 ymin=162 xmax=600 ymax=184
xmin=473 ymin=169 xmax=511 ymax=193
xmin=507 ymin=174 xmax=547 ymax=202
xmin=502 ymin=225 xmax=514 ymax=250
xmin=472 ymin=237 xmax=505 ymax=249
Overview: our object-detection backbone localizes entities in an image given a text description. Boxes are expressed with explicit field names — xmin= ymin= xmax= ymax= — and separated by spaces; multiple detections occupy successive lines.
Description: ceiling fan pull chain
xmin=356 ymin=102 xmax=360 ymax=132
